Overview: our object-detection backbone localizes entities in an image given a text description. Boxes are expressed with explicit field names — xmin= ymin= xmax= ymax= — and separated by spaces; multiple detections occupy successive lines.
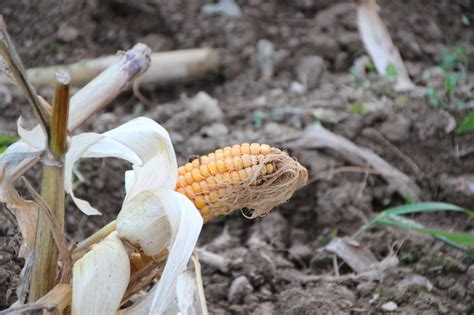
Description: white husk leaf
xmin=119 ymin=190 xmax=203 ymax=315
xmin=176 ymin=271 xmax=198 ymax=315
xmin=64 ymin=116 xmax=177 ymax=215
xmin=357 ymin=0 xmax=414 ymax=91
xmin=117 ymin=190 xmax=171 ymax=256
xmin=72 ymin=231 xmax=130 ymax=315
xmin=0 ymin=136 xmax=43 ymax=255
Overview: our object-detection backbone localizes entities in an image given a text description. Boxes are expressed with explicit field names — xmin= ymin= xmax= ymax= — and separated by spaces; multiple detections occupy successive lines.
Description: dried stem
xmin=67 ymin=43 xmax=151 ymax=130
xmin=29 ymin=75 xmax=70 ymax=302
xmin=50 ymin=71 xmax=70 ymax=158
xmin=22 ymin=177 xmax=72 ymax=283
xmin=191 ymin=254 xmax=209 ymax=315
xmin=37 ymin=284 xmax=72 ymax=315
xmin=0 ymin=17 xmax=51 ymax=135
xmin=121 ymin=250 xmax=168 ymax=304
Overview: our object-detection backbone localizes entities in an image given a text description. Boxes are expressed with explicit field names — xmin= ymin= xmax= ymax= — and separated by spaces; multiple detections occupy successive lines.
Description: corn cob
xmin=175 ymin=143 xmax=307 ymax=222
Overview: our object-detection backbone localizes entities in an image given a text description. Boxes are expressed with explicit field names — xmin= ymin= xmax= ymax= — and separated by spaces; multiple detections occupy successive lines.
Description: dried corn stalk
xmin=357 ymin=0 xmax=414 ymax=91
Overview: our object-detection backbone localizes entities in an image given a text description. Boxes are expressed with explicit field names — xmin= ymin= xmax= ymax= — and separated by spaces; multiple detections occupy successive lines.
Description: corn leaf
xmin=457 ymin=111 xmax=474 ymax=134
xmin=356 ymin=202 xmax=473 ymax=256
xmin=382 ymin=202 xmax=466 ymax=216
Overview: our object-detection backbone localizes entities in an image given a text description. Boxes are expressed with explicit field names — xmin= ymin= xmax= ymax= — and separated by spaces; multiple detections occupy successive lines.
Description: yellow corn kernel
xmin=233 ymin=156 xmax=244 ymax=170
xmin=260 ymin=144 xmax=271 ymax=154
xmin=184 ymin=172 xmax=194 ymax=185
xmin=206 ymin=177 xmax=217 ymax=189
xmin=250 ymin=143 xmax=260 ymax=154
xmin=241 ymin=143 xmax=250 ymax=154
xmin=241 ymin=155 xmax=252 ymax=168
xmin=177 ymin=175 xmax=186 ymax=188
xmin=216 ymin=159 xmax=227 ymax=173
xmin=225 ymin=158 xmax=234 ymax=171
xmin=184 ymin=186 xmax=194 ymax=200
xmin=194 ymin=196 xmax=207 ymax=209
xmin=185 ymin=163 xmax=193 ymax=172
xmin=200 ymin=164 xmax=210 ymax=177
xmin=231 ymin=145 xmax=241 ymax=157
xmin=231 ymin=171 xmax=240 ymax=182
xmin=200 ymin=181 xmax=209 ymax=193
xmin=192 ymin=158 xmax=200 ymax=168
xmin=215 ymin=150 xmax=224 ymax=161
xmin=222 ymin=172 xmax=231 ymax=182
xmin=238 ymin=169 xmax=248 ymax=180
xmin=209 ymin=191 xmax=219 ymax=202
xmin=267 ymin=163 xmax=274 ymax=173
xmin=223 ymin=147 xmax=232 ymax=158
xmin=191 ymin=182 xmax=201 ymax=194
xmin=208 ymin=161 xmax=218 ymax=175
xmin=200 ymin=206 xmax=210 ymax=216
xmin=200 ymin=155 xmax=209 ymax=164
xmin=214 ymin=173 xmax=224 ymax=184
xmin=178 ymin=166 xmax=186 ymax=175
xmin=192 ymin=168 xmax=203 ymax=182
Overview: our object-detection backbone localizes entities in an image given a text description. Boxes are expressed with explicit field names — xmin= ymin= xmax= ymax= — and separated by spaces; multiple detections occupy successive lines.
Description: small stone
xmin=295 ymin=56 xmax=325 ymax=89
xmin=201 ymin=123 xmax=229 ymax=138
xmin=289 ymin=244 xmax=313 ymax=262
xmin=227 ymin=275 xmax=253 ymax=303
xmin=356 ymin=281 xmax=376 ymax=297
xmin=289 ymin=81 xmax=306 ymax=95
xmin=381 ymin=301 xmax=398 ymax=312
xmin=57 ymin=25 xmax=79 ymax=42
xmin=186 ymin=92 xmax=224 ymax=123
xmin=379 ymin=114 xmax=411 ymax=142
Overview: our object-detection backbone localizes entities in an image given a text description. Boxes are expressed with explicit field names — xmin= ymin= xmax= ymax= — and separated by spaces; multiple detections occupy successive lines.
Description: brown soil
xmin=1 ymin=0 xmax=473 ymax=313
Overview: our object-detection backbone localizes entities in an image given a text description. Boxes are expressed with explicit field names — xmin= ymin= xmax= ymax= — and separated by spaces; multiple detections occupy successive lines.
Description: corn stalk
xmin=29 ymin=72 xmax=70 ymax=301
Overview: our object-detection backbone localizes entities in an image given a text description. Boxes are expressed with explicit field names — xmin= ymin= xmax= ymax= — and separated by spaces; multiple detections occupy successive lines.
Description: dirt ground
xmin=1 ymin=0 xmax=474 ymax=313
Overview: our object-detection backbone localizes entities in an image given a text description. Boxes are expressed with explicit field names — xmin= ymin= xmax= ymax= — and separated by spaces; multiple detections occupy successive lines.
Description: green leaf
xmin=382 ymin=202 xmax=466 ymax=216
xmin=355 ymin=202 xmax=474 ymax=256
xmin=443 ymin=72 xmax=461 ymax=95
xmin=385 ymin=63 xmax=398 ymax=78
xmin=457 ymin=111 xmax=474 ymax=134
xmin=0 ymin=134 xmax=18 ymax=153
xmin=379 ymin=216 xmax=474 ymax=247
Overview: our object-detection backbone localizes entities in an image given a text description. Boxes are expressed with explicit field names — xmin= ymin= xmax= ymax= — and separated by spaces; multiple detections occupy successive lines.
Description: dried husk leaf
xmin=119 ymin=190 xmax=203 ymax=315
xmin=64 ymin=116 xmax=177 ymax=215
xmin=72 ymin=231 xmax=130 ymax=315
xmin=117 ymin=191 xmax=171 ymax=256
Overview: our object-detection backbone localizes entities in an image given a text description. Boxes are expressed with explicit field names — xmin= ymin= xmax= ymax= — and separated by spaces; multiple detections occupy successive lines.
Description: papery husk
xmin=72 ymin=231 xmax=130 ymax=315
xmin=117 ymin=191 xmax=171 ymax=256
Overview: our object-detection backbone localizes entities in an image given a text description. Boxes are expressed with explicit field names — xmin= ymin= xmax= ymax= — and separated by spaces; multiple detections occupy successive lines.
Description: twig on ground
xmin=192 ymin=253 xmax=209 ymax=315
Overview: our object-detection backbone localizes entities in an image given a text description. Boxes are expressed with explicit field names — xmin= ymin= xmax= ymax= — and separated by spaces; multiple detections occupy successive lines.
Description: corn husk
xmin=72 ymin=231 xmax=129 ymax=315
xmin=118 ymin=189 xmax=203 ymax=314
xmin=117 ymin=191 xmax=171 ymax=256
xmin=64 ymin=116 xmax=177 ymax=215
